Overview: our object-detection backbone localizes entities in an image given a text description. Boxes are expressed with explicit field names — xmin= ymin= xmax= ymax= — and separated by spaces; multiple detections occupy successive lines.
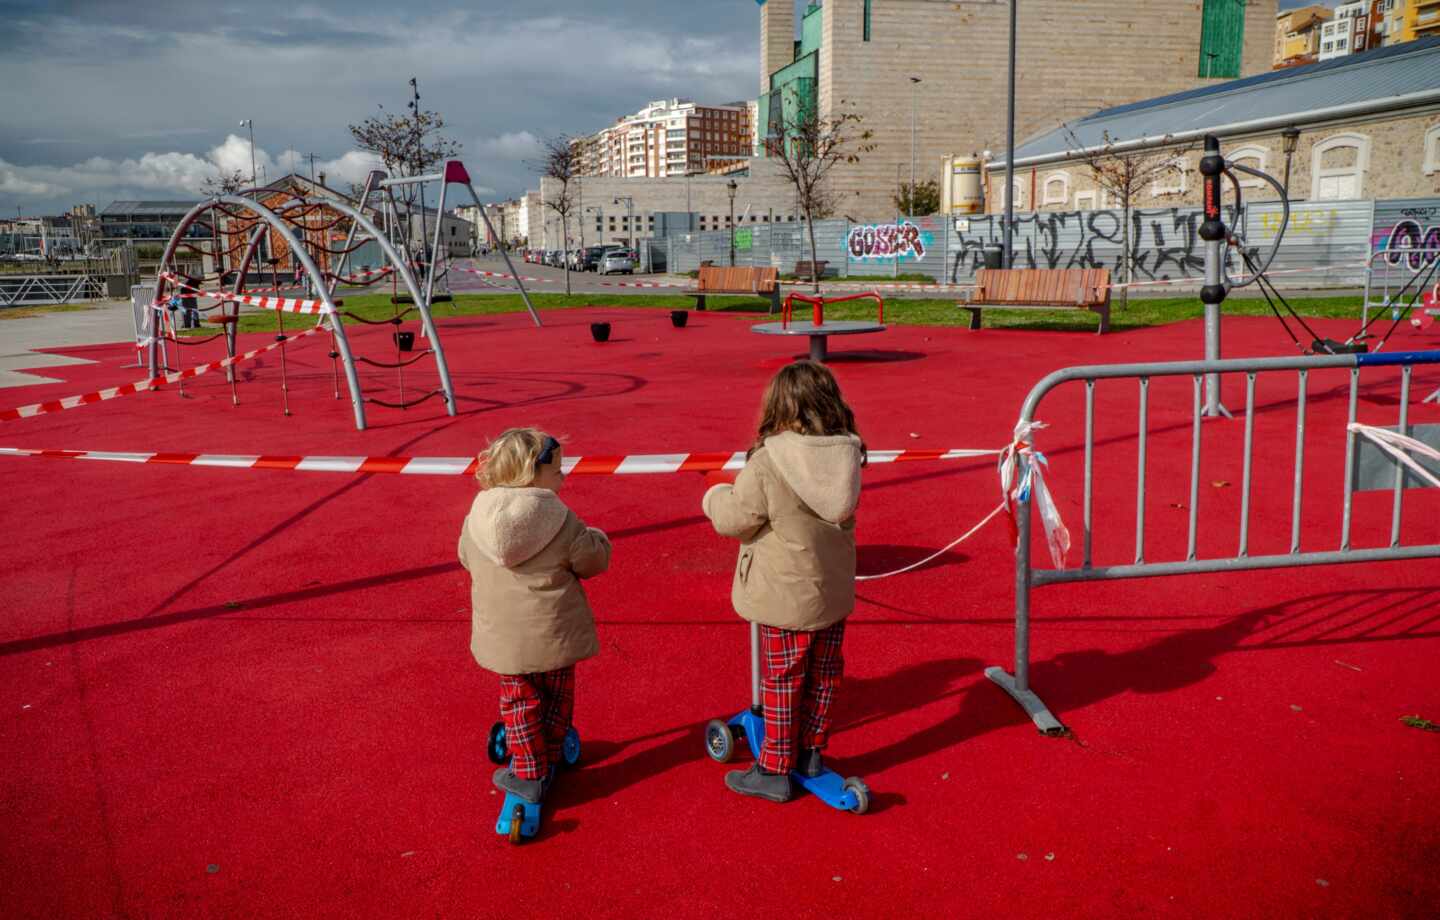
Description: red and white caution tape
xmin=455 ymin=266 xmax=553 ymax=284
xmin=0 ymin=446 xmax=999 ymax=475
xmin=333 ymin=266 xmax=393 ymax=283
xmin=596 ymin=278 xmax=690 ymax=289
xmin=0 ymin=324 xmax=326 ymax=423
xmin=219 ymin=292 xmax=332 ymax=315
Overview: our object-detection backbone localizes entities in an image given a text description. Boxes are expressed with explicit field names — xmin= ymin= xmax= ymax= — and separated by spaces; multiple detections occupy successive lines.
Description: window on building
xmin=1198 ymin=0 xmax=1245 ymax=78
xmin=1423 ymin=124 xmax=1440 ymax=176
xmin=1227 ymin=145 xmax=1269 ymax=190
xmin=999 ymin=179 xmax=1025 ymax=211
xmin=1311 ymin=133 xmax=1369 ymax=200
xmin=1151 ymin=157 xmax=1189 ymax=196
xmin=1074 ymin=190 xmax=1103 ymax=211
xmin=1041 ymin=172 xmax=1070 ymax=207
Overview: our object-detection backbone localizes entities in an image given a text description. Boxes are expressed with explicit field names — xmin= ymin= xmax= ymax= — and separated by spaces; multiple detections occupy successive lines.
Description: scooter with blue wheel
xmin=703 ymin=622 xmax=869 ymax=814
xmin=487 ymin=721 xmax=582 ymax=843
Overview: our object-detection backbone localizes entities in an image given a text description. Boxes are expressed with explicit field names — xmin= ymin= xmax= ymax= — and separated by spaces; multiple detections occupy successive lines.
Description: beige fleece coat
xmin=459 ymin=487 xmax=611 ymax=675
xmin=702 ymin=432 xmax=862 ymax=631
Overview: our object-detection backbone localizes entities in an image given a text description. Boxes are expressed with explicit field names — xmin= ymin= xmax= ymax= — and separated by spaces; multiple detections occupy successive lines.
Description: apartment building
xmin=754 ymin=0 xmax=1277 ymax=220
xmin=1274 ymin=4 xmax=1333 ymax=67
xmin=576 ymin=98 xmax=752 ymax=179
xmin=1319 ymin=1 xmax=1372 ymax=60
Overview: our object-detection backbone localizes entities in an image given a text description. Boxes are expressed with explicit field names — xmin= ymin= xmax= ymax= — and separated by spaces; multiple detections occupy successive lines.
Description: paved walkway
xmin=0 ymin=299 xmax=135 ymax=388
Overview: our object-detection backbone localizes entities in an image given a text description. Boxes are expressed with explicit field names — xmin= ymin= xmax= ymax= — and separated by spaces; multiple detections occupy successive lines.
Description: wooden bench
xmin=958 ymin=268 xmax=1111 ymax=334
xmin=685 ymin=266 xmax=781 ymax=313
xmin=793 ymin=260 xmax=829 ymax=280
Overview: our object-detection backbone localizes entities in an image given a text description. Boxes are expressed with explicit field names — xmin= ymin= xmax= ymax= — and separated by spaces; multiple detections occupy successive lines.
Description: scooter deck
xmin=495 ymin=792 xmax=542 ymax=838
xmin=728 ymin=710 xmax=861 ymax=811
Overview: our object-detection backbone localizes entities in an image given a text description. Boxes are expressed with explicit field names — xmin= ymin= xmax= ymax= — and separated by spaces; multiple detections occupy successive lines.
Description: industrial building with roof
xmin=985 ymin=35 xmax=1440 ymax=213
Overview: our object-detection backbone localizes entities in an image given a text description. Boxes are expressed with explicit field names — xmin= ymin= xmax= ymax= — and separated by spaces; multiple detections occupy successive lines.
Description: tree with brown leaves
xmin=765 ymin=93 xmax=875 ymax=291
xmin=1064 ymin=127 xmax=1193 ymax=310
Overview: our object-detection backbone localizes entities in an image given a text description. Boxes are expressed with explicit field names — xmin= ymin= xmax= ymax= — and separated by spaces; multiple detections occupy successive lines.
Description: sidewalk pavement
xmin=0 ymin=299 xmax=136 ymax=388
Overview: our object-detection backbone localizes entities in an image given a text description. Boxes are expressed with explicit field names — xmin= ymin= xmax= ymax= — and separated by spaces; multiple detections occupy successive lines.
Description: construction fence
xmin=647 ymin=197 xmax=1440 ymax=289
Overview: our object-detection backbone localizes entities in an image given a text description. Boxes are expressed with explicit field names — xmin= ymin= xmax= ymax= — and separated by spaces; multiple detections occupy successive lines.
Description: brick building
xmin=575 ymin=98 xmax=752 ymax=179
xmin=753 ymin=0 xmax=1277 ymax=219
xmin=984 ymin=37 xmax=1440 ymax=212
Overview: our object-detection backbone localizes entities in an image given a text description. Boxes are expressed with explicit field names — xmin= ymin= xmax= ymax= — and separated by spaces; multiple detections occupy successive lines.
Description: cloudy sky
xmin=0 ymin=0 xmax=797 ymax=215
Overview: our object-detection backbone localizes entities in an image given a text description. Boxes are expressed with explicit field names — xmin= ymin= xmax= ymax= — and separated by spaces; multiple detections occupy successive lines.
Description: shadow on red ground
xmin=2 ymin=307 xmax=1439 ymax=918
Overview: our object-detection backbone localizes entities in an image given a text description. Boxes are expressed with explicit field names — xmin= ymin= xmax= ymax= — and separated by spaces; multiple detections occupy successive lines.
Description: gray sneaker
xmin=492 ymin=767 xmax=546 ymax=804
xmin=797 ymin=748 xmax=824 ymax=778
xmin=724 ymin=764 xmax=792 ymax=803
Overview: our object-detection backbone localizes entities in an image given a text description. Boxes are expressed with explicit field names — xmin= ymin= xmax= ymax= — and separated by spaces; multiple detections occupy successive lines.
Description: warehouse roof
xmin=1003 ymin=36 xmax=1440 ymax=167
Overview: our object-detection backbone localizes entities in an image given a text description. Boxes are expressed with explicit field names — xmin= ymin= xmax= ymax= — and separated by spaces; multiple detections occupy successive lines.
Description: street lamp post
xmin=238 ymin=119 xmax=257 ymax=190
xmin=909 ymin=76 xmax=921 ymax=218
xmin=1002 ymin=0 xmax=1017 ymax=268
xmin=726 ymin=179 xmax=738 ymax=266
xmin=1281 ymin=125 xmax=1301 ymax=199
xmin=613 ymin=196 xmax=634 ymax=251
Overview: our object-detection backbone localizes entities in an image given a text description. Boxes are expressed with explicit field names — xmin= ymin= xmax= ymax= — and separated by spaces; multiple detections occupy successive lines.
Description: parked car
xmin=597 ymin=248 xmax=636 ymax=275
xmin=580 ymin=246 xmax=609 ymax=272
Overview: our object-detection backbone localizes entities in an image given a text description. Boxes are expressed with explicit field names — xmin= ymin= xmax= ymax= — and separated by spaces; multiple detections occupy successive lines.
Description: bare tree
xmin=1065 ymin=127 xmax=1191 ymax=310
xmin=532 ymin=135 xmax=590 ymax=296
xmin=766 ymin=93 xmax=875 ymax=291
xmin=348 ymin=78 xmax=461 ymax=260
xmin=202 ymin=169 xmax=249 ymax=197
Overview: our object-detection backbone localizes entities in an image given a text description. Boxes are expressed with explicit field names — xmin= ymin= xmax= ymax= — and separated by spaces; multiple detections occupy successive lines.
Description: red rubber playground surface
xmin=2 ymin=306 xmax=1439 ymax=919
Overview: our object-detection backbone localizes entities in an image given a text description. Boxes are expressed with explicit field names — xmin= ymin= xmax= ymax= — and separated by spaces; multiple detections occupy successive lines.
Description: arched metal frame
xmin=153 ymin=191 xmax=459 ymax=431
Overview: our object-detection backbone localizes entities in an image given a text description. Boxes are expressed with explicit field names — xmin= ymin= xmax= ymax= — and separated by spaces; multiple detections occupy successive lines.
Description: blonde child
xmin=459 ymin=428 xmax=611 ymax=802
xmin=702 ymin=361 xmax=865 ymax=803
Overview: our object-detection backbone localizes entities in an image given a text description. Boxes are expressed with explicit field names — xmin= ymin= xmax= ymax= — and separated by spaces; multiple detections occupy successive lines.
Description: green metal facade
xmin=758 ymin=3 xmax=822 ymax=154
xmin=1198 ymin=0 xmax=1246 ymax=78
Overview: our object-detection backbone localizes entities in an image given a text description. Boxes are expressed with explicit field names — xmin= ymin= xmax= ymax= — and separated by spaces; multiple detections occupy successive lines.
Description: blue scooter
xmin=703 ymin=622 xmax=869 ymax=814
xmin=487 ymin=721 xmax=582 ymax=843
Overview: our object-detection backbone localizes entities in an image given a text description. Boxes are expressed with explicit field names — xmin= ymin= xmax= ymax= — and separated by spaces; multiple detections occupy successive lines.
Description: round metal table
xmin=750 ymin=320 xmax=886 ymax=362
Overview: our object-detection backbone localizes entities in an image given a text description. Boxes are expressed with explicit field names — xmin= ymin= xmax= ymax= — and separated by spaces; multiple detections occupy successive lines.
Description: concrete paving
xmin=0 ymin=299 xmax=137 ymax=388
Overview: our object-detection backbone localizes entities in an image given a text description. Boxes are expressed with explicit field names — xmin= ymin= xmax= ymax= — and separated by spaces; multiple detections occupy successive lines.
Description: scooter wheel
xmin=704 ymin=719 xmax=735 ymax=763
xmin=561 ymin=727 xmax=582 ymax=768
xmin=507 ymin=804 xmax=525 ymax=844
xmin=843 ymin=777 xmax=870 ymax=815
xmin=487 ymin=722 xmax=508 ymax=765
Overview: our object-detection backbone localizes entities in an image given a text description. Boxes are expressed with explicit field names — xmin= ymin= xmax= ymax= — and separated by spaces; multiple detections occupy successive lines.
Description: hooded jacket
xmin=458 ymin=486 xmax=611 ymax=675
xmin=702 ymin=432 xmax=862 ymax=631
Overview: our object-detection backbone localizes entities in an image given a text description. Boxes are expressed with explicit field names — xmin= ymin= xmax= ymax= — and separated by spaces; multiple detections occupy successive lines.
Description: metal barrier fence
xmin=0 ymin=274 xmax=106 ymax=307
xmin=656 ymin=198 xmax=1410 ymax=287
xmin=988 ymin=350 xmax=1440 ymax=734
xmin=1361 ymin=246 xmax=1440 ymax=331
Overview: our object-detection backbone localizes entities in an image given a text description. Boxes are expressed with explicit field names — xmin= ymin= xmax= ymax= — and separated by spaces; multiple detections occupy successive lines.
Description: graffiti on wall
xmin=848 ymin=220 xmax=928 ymax=261
xmin=1376 ymin=206 xmax=1440 ymax=272
xmin=947 ymin=208 xmax=1248 ymax=283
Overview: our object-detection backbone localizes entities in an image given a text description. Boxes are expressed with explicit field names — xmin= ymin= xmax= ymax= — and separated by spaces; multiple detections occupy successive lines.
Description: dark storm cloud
xmin=0 ymin=0 xmax=787 ymax=213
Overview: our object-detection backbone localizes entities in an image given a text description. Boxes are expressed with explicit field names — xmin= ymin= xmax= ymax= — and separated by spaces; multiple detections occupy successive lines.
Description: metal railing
xmin=988 ymin=349 xmax=1440 ymax=734
xmin=0 ymin=274 xmax=106 ymax=307
xmin=1360 ymin=246 xmax=1440 ymax=335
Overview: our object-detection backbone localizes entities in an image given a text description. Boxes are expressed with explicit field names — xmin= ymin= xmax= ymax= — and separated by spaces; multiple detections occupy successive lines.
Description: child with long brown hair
xmin=460 ymin=427 xmax=611 ymax=803
xmin=702 ymin=361 xmax=866 ymax=802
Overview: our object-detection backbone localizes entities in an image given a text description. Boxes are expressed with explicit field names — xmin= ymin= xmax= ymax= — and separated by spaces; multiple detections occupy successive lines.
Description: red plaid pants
xmin=497 ymin=666 xmax=575 ymax=780
xmin=757 ymin=620 xmax=846 ymax=775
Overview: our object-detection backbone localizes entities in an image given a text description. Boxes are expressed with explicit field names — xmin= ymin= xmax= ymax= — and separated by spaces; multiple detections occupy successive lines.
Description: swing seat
xmin=206 ymin=316 xmax=239 ymax=325
xmin=1313 ymin=338 xmax=1367 ymax=355
xmin=390 ymin=294 xmax=452 ymax=304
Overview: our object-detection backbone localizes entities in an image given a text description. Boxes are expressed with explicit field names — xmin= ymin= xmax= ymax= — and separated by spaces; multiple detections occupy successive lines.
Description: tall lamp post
xmin=238 ymin=119 xmax=257 ymax=190
xmin=1002 ymin=0 xmax=1017 ymax=267
xmin=908 ymin=76 xmax=921 ymax=218
xmin=613 ymin=195 xmax=634 ymax=251
xmin=1281 ymin=125 xmax=1301 ymax=199
xmin=726 ymin=179 xmax=738 ymax=266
